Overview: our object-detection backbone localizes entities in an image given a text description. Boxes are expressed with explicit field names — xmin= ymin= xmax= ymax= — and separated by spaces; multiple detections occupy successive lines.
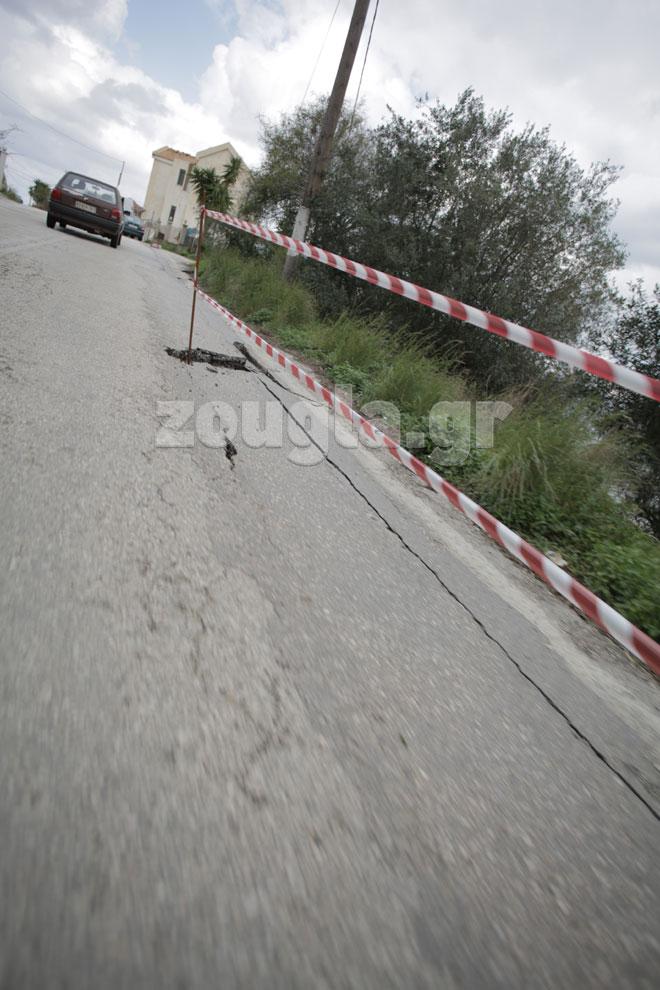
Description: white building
xmin=122 ymin=196 xmax=144 ymax=218
xmin=0 ymin=147 xmax=7 ymax=190
xmin=142 ymin=142 xmax=251 ymax=245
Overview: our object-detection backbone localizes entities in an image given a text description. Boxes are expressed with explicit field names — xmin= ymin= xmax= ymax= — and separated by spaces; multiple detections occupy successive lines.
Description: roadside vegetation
xmin=28 ymin=178 xmax=51 ymax=210
xmin=0 ymin=184 xmax=22 ymax=202
xmin=160 ymin=240 xmax=197 ymax=259
xmin=197 ymin=89 xmax=660 ymax=643
xmin=199 ymin=247 xmax=660 ymax=640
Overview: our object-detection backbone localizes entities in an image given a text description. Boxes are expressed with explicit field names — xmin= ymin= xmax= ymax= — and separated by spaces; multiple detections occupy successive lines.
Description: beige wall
xmin=192 ymin=144 xmax=251 ymax=221
xmin=143 ymin=142 xmax=252 ymax=244
xmin=143 ymin=153 xmax=195 ymax=241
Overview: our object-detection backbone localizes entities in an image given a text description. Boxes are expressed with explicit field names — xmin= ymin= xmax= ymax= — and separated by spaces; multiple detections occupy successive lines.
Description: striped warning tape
xmin=202 ymin=209 xmax=660 ymax=404
xmin=196 ymin=286 xmax=660 ymax=676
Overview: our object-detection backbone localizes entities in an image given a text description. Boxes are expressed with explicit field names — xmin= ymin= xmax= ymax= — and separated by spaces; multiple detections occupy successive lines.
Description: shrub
xmin=203 ymin=250 xmax=316 ymax=329
xmin=313 ymin=312 xmax=385 ymax=371
xmin=198 ymin=245 xmax=660 ymax=641
xmin=463 ymin=391 xmax=631 ymax=542
xmin=0 ymin=186 xmax=21 ymax=203
xmin=329 ymin=362 xmax=372 ymax=394
xmin=362 ymin=345 xmax=465 ymax=419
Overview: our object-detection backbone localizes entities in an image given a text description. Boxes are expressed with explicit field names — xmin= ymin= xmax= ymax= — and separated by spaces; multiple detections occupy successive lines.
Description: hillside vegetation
xmin=193 ymin=89 xmax=660 ymax=642
xmin=199 ymin=246 xmax=660 ymax=641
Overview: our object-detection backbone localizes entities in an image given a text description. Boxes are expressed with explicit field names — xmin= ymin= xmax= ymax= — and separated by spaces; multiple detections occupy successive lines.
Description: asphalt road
xmin=1 ymin=197 xmax=659 ymax=989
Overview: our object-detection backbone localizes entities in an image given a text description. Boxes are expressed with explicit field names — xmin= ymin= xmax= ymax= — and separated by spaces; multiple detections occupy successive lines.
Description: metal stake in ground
xmin=187 ymin=190 xmax=206 ymax=364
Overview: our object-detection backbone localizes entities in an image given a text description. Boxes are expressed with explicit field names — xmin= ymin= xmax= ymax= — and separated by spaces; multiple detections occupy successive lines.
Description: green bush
xmin=198 ymin=245 xmax=660 ymax=642
xmin=463 ymin=392 xmax=630 ymax=543
xmin=269 ymin=324 xmax=320 ymax=355
xmin=362 ymin=345 xmax=465 ymax=420
xmin=328 ymin=362 xmax=372 ymax=394
xmin=0 ymin=186 xmax=21 ymax=203
xmin=314 ymin=313 xmax=385 ymax=371
xmin=203 ymin=249 xmax=316 ymax=329
xmin=245 ymin=307 xmax=274 ymax=326
xmin=579 ymin=527 xmax=660 ymax=638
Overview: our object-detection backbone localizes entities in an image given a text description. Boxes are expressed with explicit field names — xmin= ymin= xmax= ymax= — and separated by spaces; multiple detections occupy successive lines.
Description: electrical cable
xmin=301 ymin=0 xmax=342 ymax=106
xmin=348 ymin=0 xmax=379 ymax=131
xmin=0 ymin=87 xmax=123 ymax=163
xmin=4 ymin=158 xmax=36 ymax=179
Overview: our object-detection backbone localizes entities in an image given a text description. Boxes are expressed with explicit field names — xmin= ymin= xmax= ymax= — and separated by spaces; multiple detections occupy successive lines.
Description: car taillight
xmin=110 ymin=209 xmax=120 ymax=221
xmin=51 ymin=187 xmax=62 ymax=200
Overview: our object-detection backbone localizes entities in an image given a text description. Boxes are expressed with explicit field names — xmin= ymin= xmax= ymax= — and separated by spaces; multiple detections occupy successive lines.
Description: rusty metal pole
xmin=187 ymin=190 xmax=206 ymax=364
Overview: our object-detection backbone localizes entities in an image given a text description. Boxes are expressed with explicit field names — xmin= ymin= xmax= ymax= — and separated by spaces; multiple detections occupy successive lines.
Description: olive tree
xmin=240 ymin=89 xmax=627 ymax=388
xmin=587 ymin=281 xmax=660 ymax=535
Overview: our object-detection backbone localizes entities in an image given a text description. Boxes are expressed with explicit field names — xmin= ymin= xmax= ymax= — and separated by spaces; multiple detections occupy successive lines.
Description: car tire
xmin=138 ymin=234 xmax=143 ymax=241
xmin=46 ymin=213 xmax=56 ymax=229
xmin=110 ymin=233 xmax=122 ymax=249
xmin=59 ymin=222 xmax=67 ymax=228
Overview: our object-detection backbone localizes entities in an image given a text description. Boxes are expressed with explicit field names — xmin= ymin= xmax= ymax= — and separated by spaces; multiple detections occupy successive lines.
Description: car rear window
xmin=62 ymin=174 xmax=118 ymax=203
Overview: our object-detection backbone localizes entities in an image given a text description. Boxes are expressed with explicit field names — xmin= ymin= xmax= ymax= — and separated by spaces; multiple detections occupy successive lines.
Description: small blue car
xmin=123 ymin=214 xmax=145 ymax=240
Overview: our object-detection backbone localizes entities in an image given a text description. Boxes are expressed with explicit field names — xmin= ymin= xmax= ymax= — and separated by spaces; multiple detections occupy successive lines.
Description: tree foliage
xmin=29 ymin=179 xmax=51 ymax=210
xmin=190 ymin=156 xmax=243 ymax=213
xmin=243 ymin=96 xmax=372 ymax=274
xmin=244 ymin=89 xmax=626 ymax=389
xmin=588 ymin=281 xmax=660 ymax=536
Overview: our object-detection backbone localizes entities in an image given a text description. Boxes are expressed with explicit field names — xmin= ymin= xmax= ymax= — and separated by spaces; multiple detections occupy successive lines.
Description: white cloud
xmin=1 ymin=0 xmax=128 ymax=41
xmin=0 ymin=2 xmax=236 ymax=205
xmin=0 ymin=0 xmax=658 ymax=285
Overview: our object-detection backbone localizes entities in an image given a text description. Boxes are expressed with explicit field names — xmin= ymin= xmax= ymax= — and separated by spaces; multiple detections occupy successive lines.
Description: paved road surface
xmin=1 ymin=197 xmax=659 ymax=988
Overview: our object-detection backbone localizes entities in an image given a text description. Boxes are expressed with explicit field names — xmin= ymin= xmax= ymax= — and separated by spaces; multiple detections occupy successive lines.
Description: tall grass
xmin=199 ymin=246 xmax=660 ymax=641
xmin=363 ymin=347 xmax=466 ymax=418
xmin=202 ymin=249 xmax=316 ymax=330
xmin=314 ymin=313 xmax=386 ymax=371
xmin=463 ymin=392 xmax=630 ymax=542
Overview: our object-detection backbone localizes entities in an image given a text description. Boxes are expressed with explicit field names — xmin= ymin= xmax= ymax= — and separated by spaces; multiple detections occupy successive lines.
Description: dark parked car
xmin=47 ymin=171 xmax=124 ymax=248
xmin=123 ymin=214 xmax=144 ymax=240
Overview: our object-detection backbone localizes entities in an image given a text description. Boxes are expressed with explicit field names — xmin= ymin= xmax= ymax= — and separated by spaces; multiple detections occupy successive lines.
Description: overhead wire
xmin=5 ymin=163 xmax=36 ymax=183
xmin=301 ymin=0 xmax=342 ymax=106
xmin=348 ymin=0 xmax=379 ymax=132
xmin=0 ymin=87 xmax=123 ymax=163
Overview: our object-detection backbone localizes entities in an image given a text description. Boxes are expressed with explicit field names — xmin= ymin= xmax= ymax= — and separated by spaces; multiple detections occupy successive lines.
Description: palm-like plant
xmin=190 ymin=156 xmax=243 ymax=213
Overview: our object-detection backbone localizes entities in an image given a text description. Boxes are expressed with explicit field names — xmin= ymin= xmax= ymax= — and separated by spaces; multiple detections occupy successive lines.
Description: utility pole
xmin=282 ymin=0 xmax=371 ymax=282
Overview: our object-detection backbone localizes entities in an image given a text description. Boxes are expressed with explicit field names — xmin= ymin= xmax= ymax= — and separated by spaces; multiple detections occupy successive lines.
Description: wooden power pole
xmin=283 ymin=0 xmax=371 ymax=282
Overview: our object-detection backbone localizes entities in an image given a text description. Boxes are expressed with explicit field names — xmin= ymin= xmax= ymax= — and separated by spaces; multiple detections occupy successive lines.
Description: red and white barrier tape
xmin=203 ymin=209 xmax=660 ymax=404
xmin=196 ymin=286 xmax=660 ymax=676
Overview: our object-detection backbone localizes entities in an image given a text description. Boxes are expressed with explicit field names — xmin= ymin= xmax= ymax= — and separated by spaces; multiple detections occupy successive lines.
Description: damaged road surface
xmin=165 ymin=345 xmax=248 ymax=369
xmin=2 ymin=195 xmax=660 ymax=990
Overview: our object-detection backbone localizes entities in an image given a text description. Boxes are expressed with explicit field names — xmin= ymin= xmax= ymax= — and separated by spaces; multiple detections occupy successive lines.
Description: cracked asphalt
xmin=1 ymin=197 xmax=660 ymax=989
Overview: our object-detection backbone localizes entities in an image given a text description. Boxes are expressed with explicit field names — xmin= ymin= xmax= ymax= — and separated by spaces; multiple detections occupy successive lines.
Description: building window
xmin=177 ymin=168 xmax=186 ymax=186
xmin=168 ymin=205 xmax=176 ymax=222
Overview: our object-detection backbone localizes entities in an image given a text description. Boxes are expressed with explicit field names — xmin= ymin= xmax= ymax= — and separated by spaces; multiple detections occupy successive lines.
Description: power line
xmin=348 ymin=0 xmax=379 ymax=131
xmin=10 ymin=150 xmax=71 ymax=179
xmin=301 ymin=0 xmax=342 ymax=106
xmin=0 ymin=87 xmax=123 ymax=164
xmin=5 ymin=162 xmax=36 ymax=182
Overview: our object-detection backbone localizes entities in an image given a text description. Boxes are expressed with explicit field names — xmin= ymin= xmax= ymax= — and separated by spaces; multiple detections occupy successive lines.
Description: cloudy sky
xmin=1 ymin=0 xmax=658 ymax=288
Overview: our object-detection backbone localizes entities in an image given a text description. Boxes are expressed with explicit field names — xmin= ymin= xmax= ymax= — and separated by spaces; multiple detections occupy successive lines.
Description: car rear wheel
xmin=46 ymin=213 xmax=56 ymax=229
xmin=59 ymin=222 xmax=67 ymax=228
xmin=110 ymin=232 xmax=122 ymax=248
